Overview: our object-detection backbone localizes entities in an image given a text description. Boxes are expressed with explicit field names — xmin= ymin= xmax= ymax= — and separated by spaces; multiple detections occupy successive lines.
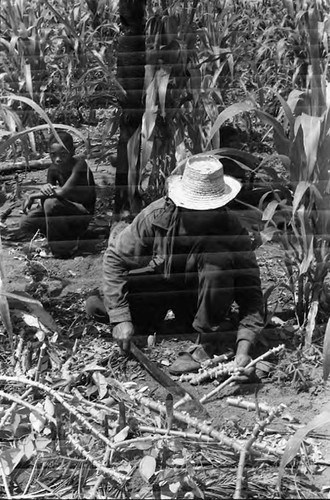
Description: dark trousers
xmin=90 ymin=238 xmax=237 ymax=336
xmin=128 ymin=240 xmax=235 ymax=334
xmin=20 ymin=198 xmax=92 ymax=257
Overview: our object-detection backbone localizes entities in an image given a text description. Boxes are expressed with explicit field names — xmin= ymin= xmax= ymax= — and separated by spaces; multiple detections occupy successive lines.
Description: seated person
xmin=87 ymin=154 xmax=264 ymax=373
xmin=20 ymin=131 xmax=96 ymax=258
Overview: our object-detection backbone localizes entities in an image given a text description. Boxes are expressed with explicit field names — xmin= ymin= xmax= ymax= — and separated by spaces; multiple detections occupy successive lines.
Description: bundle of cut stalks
xmin=179 ymin=360 xmax=237 ymax=384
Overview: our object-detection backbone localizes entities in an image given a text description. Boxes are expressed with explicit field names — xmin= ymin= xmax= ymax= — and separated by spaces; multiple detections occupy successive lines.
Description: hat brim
xmin=167 ymin=174 xmax=241 ymax=210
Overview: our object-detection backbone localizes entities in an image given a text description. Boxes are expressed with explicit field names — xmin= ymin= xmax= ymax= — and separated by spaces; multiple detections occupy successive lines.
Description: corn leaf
xmin=258 ymin=110 xmax=291 ymax=157
xmin=189 ymin=67 xmax=202 ymax=103
xmin=286 ymin=89 xmax=304 ymax=115
xmin=307 ymin=5 xmax=326 ymax=116
xmin=294 ymin=113 xmax=321 ymax=175
xmin=296 ymin=206 xmax=309 ymax=257
xmin=299 ymin=240 xmax=315 ymax=277
xmin=304 ymin=299 xmax=318 ymax=347
xmin=323 ymin=317 xmax=330 ymax=382
xmin=24 ymin=63 xmax=33 ymax=99
xmin=0 ymin=123 xmax=87 ymax=156
xmin=206 ymin=100 xmax=255 ymax=147
xmin=278 ymin=404 xmax=330 ymax=488
xmin=142 ymin=78 xmax=158 ymax=141
xmin=44 ymin=0 xmax=78 ymax=38
xmin=292 ymin=181 xmax=310 ymax=215
xmin=262 ymin=200 xmax=280 ymax=222
xmin=1 ymin=94 xmax=54 ymax=129
xmin=127 ymin=126 xmax=141 ymax=202
xmin=274 ymin=91 xmax=295 ymax=140
xmin=202 ymin=148 xmax=261 ymax=170
xmin=156 ymin=65 xmax=171 ymax=119
xmin=140 ymin=76 xmax=158 ymax=172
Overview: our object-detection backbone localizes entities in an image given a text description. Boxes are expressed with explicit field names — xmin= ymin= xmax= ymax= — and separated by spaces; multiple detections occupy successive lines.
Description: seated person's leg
xmin=43 ymin=198 xmax=92 ymax=257
xmin=20 ymin=206 xmax=47 ymax=237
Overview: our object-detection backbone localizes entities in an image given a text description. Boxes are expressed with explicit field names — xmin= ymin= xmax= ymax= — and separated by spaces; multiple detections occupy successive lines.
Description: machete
xmin=130 ymin=341 xmax=208 ymax=417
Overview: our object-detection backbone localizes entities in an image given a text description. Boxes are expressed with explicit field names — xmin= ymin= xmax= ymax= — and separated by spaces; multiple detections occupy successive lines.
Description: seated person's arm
xmin=52 ymin=157 xmax=87 ymax=203
xmin=22 ymin=167 xmax=59 ymax=213
xmin=22 ymin=186 xmax=55 ymax=213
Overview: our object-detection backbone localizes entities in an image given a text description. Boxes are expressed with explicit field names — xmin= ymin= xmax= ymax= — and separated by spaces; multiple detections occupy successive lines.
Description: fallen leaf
xmin=35 ymin=329 xmax=46 ymax=342
xmin=44 ymin=397 xmax=55 ymax=418
xmin=113 ymin=425 xmax=129 ymax=443
xmin=0 ymin=448 xmax=25 ymax=475
xmin=172 ymin=457 xmax=186 ymax=466
xmin=35 ymin=436 xmax=52 ymax=452
xmin=169 ymin=481 xmax=181 ymax=494
xmin=92 ymin=371 xmax=108 ymax=399
xmin=22 ymin=313 xmax=47 ymax=331
xmin=129 ymin=440 xmax=154 ymax=451
xmin=139 ymin=455 xmax=156 ymax=482
xmin=117 ymin=463 xmax=132 ymax=474
xmin=29 ymin=406 xmax=46 ymax=433
xmin=122 ymin=382 xmax=137 ymax=390
xmin=21 ymin=434 xmax=36 ymax=460
xmin=147 ymin=334 xmax=156 ymax=348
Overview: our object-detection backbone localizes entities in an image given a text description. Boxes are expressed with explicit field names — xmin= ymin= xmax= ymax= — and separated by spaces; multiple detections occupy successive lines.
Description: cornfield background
xmin=1 ymin=0 xmax=330 ymax=339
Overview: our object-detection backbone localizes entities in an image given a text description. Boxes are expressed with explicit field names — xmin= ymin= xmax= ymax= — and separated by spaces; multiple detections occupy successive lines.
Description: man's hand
xmin=112 ymin=321 xmax=134 ymax=353
xmin=235 ymin=353 xmax=252 ymax=369
xmin=235 ymin=339 xmax=253 ymax=374
xmin=40 ymin=184 xmax=56 ymax=196
xmin=22 ymin=196 xmax=34 ymax=214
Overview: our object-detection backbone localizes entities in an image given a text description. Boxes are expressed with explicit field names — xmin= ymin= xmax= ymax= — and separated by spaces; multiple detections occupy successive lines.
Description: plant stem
xmin=67 ymin=435 xmax=125 ymax=483
xmin=200 ymin=344 xmax=285 ymax=403
xmin=0 ymin=376 xmax=114 ymax=449
xmin=0 ymin=390 xmax=56 ymax=425
xmin=23 ymin=455 xmax=39 ymax=495
xmin=117 ymin=426 xmax=217 ymax=445
xmin=179 ymin=360 xmax=236 ymax=385
xmin=233 ymin=403 xmax=286 ymax=499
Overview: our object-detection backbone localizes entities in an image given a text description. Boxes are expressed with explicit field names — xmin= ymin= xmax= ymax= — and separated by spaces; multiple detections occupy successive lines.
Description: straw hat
xmin=167 ymin=154 xmax=241 ymax=210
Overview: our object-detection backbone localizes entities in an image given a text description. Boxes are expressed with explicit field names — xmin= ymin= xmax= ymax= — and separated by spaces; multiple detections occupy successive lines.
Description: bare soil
xmin=1 ymin=158 xmax=330 ymax=498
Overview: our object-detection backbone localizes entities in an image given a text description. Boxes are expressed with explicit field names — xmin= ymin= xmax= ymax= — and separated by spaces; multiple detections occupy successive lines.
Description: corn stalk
xmin=257 ymin=3 xmax=330 ymax=344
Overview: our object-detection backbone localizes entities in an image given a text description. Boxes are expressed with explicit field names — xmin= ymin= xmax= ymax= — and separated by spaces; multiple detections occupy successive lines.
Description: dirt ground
xmin=1 ymin=158 xmax=330 ymax=497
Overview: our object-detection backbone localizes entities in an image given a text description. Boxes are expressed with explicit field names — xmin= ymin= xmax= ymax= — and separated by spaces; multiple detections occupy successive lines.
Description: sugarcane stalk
xmin=179 ymin=360 xmax=236 ymax=385
xmin=233 ymin=403 xmax=286 ymax=499
xmin=0 ymin=376 xmax=114 ymax=449
xmin=67 ymin=435 xmax=125 ymax=484
xmin=200 ymin=345 xmax=285 ymax=403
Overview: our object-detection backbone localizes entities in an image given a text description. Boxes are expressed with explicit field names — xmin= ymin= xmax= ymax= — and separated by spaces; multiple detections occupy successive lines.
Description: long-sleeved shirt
xmin=103 ymin=197 xmax=264 ymax=343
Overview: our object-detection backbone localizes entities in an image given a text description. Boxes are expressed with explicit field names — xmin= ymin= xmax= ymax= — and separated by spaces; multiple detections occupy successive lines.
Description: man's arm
xmin=103 ymin=210 xmax=156 ymax=325
xmin=103 ymin=209 xmax=157 ymax=351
